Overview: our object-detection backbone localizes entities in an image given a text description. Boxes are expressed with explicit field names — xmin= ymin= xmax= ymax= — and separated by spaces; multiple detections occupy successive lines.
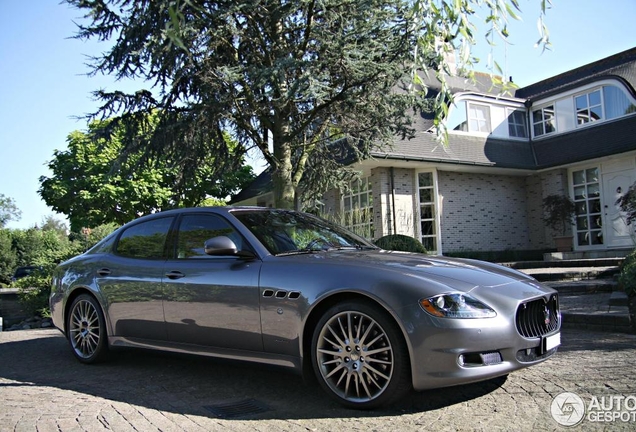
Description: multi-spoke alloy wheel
xmin=312 ymin=301 xmax=410 ymax=408
xmin=68 ymin=294 xmax=108 ymax=363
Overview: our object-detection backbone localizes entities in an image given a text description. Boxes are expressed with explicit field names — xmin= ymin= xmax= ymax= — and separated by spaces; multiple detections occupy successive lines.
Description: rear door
xmin=162 ymin=212 xmax=263 ymax=350
xmin=98 ymin=216 xmax=174 ymax=341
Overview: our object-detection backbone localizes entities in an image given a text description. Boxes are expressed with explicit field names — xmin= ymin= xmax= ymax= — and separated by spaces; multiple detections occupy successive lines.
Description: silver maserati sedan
xmin=50 ymin=207 xmax=561 ymax=409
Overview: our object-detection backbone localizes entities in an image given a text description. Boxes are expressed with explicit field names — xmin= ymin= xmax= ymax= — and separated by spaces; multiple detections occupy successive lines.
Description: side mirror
xmin=204 ymin=236 xmax=255 ymax=259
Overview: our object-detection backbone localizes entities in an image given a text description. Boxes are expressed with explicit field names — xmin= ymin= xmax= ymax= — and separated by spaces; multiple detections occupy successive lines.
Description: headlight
xmin=420 ymin=293 xmax=496 ymax=318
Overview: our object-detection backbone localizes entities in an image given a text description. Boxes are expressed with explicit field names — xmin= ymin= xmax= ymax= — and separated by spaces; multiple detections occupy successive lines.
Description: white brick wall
xmin=438 ymin=171 xmax=531 ymax=252
xmin=321 ymin=166 xmax=571 ymax=253
xmin=526 ymin=169 xmax=570 ymax=249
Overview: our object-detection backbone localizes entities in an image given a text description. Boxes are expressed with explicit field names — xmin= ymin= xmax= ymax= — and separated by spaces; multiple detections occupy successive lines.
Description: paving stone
xmin=1 ymin=328 xmax=636 ymax=431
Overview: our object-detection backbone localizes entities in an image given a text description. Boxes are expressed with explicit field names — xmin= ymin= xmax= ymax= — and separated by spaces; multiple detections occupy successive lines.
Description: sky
xmin=1 ymin=0 xmax=635 ymax=230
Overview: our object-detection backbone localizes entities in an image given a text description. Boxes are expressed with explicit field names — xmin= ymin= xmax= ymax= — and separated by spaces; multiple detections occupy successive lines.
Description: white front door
xmin=572 ymin=159 xmax=635 ymax=250
xmin=602 ymin=166 xmax=635 ymax=248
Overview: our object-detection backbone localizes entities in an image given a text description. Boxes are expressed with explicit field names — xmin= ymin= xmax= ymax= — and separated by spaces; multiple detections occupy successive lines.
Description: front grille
xmin=515 ymin=295 xmax=560 ymax=338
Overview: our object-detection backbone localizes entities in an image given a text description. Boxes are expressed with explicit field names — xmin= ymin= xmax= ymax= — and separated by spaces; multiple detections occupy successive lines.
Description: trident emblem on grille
xmin=543 ymin=306 xmax=551 ymax=325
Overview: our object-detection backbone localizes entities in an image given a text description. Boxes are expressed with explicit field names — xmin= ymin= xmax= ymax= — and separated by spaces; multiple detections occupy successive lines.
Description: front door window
xmin=572 ymin=167 xmax=603 ymax=247
xmin=418 ymin=172 xmax=439 ymax=253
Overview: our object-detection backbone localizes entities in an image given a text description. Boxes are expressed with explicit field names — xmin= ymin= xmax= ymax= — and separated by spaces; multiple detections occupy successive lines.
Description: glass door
xmin=417 ymin=172 xmax=439 ymax=253
xmin=572 ymin=167 xmax=603 ymax=247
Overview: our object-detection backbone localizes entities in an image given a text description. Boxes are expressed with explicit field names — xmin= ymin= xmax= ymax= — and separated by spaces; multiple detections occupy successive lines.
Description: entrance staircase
xmin=503 ymin=256 xmax=632 ymax=334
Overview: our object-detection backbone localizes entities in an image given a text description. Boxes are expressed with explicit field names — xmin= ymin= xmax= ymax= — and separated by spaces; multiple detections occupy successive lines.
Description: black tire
xmin=311 ymin=300 xmax=411 ymax=409
xmin=67 ymin=294 xmax=109 ymax=364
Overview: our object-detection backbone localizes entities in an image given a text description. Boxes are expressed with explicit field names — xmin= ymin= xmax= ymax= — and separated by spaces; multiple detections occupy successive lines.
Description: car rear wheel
xmin=311 ymin=301 xmax=411 ymax=409
xmin=67 ymin=294 xmax=109 ymax=363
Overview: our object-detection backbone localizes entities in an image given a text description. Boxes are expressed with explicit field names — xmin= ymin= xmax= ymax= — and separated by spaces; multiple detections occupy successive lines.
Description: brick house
xmin=232 ymin=47 xmax=636 ymax=257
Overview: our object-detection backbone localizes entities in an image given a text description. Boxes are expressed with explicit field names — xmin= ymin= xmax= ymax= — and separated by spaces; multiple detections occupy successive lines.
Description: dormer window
xmin=467 ymin=103 xmax=491 ymax=133
xmin=575 ymin=89 xmax=603 ymax=125
xmin=507 ymin=109 xmax=527 ymax=138
xmin=604 ymin=85 xmax=636 ymax=119
xmin=532 ymin=105 xmax=556 ymax=137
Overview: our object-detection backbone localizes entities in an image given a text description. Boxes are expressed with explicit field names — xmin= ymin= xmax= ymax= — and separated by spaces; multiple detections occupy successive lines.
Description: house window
xmin=575 ymin=89 xmax=603 ymax=125
xmin=572 ymin=167 xmax=603 ymax=247
xmin=467 ymin=103 xmax=491 ymax=133
xmin=446 ymin=100 xmax=468 ymax=132
xmin=342 ymin=177 xmax=374 ymax=239
xmin=604 ymin=85 xmax=636 ymax=119
xmin=532 ymin=105 xmax=556 ymax=137
xmin=417 ymin=172 xmax=438 ymax=253
xmin=507 ymin=109 xmax=527 ymax=138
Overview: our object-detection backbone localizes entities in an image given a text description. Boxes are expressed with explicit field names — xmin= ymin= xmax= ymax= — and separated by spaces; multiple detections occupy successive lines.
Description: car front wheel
xmin=67 ymin=294 xmax=109 ymax=364
xmin=311 ymin=301 xmax=411 ymax=409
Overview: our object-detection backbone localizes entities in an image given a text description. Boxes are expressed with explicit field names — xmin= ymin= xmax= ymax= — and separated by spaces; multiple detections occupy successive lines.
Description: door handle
xmin=165 ymin=271 xmax=185 ymax=280
xmin=97 ymin=268 xmax=111 ymax=276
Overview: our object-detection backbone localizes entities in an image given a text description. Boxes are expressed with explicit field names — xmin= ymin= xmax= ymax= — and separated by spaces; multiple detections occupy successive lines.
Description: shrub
xmin=12 ymin=266 xmax=54 ymax=317
xmin=374 ymin=234 xmax=427 ymax=253
xmin=619 ymin=250 xmax=636 ymax=298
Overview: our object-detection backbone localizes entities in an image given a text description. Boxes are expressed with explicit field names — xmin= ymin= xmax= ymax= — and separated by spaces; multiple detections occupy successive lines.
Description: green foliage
xmin=0 ymin=223 xmax=118 ymax=315
xmin=617 ymin=182 xmax=636 ymax=226
xmin=619 ymin=250 xmax=636 ymax=298
xmin=66 ymin=0 xmax=426 ymax=209
xmin=39 ymin=118 xmax=254 ymax=231
xmin=0 ymin=194 xmax=21 ymax=227
xmin=66 ymin=0 xmax=549 ymax=209
xmin=375 ymin=234 xmax=427 ymax=253
xmin=411 ymin=0 xmax=552 ymax=143
xmin=13 ymin=267 xmax=53 ymax=317
xmin=542 ymin=194 xmax=576 ymax=236
xmin=0 ymin=229 xmax=17 ymax=284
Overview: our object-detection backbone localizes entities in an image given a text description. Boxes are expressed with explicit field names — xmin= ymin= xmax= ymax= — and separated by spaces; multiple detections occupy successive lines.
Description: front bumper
xmin=402 ymin=300 xmax=560 ymax=391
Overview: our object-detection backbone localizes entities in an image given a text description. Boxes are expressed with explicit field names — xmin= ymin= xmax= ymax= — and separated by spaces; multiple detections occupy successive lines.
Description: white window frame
xmin=467 ymin=103 xmax=491 ymax=133
xmin=415 ymin=170 xmax=441 ymax=254
xmin=341 ymin=176 xmax=374 ymax=239
xmin=532 ymin=105 xmax=556 ymax=137
xmin=506 ymin=108 xmax=528 ymax=138
xmin=574 ymin=88 xmax=604 ymax=127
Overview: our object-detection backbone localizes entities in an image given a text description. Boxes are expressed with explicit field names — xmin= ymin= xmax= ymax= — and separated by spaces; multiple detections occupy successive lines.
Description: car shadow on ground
xmin=0 ymin=329 xmax=516 ymax=420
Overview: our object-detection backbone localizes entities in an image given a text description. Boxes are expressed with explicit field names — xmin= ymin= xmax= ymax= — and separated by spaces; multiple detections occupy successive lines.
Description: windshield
xmin=233 ymin=210 xmax=376 ymax=255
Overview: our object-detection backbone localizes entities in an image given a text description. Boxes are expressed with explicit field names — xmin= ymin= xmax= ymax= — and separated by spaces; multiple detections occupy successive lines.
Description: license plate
xmin=544 ymin=332 xmax=561 ymax=352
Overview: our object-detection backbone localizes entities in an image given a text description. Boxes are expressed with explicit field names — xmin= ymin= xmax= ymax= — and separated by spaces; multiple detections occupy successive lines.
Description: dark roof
xmin=417 ymin=70 xmax=506 ymax=95
xmin=229 ymin=168 xmax=273 ymax=203
xmin=516 ymin=47 xmax=636 ymax=100
xmin=371 ymin=132 xmax=536 ymax=169
xmin=532 ymin=116 xmax=636 ymax=168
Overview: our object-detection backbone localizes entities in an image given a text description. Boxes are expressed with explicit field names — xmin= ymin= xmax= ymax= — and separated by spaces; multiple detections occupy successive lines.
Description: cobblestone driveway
xmin=1 ymin=328 xmax=635 ymax=431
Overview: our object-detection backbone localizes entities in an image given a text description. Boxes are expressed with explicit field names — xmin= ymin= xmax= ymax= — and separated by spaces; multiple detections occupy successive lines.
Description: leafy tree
xmin=67 ymin=0 xmax=549 ymax=209
xmin=0 ymin=229 xmax=17 ymax=285
xmin=39 ymin=215 xmax=68 ymax=235
xmin=67 ymin=0 xmax=424 ymax=209
xmin=410 ymin=0 xmax=551 ymax=138
xmin=39 ymin=118 xmax=254 ymax=231
xmin=0 ymin=194 xmax=21 ymax=227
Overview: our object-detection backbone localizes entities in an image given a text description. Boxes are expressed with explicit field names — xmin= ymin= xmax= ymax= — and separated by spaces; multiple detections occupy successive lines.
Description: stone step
xmin=545 ymin=279 xmax=618 ymax=294
xmin=558 ymin=292 xmax=632 ymax=334
xmin=519 ymin=266 xmax=619 ymax=282
xmin=502 ymin=257 xmax=624 ymax=270
xmin=610 ymin=291 xmax=629 ymax=307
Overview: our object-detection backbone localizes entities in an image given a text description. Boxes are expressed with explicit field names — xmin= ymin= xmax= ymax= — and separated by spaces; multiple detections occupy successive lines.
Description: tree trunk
xmin=272 ymin=132 xmax=296 ymax=209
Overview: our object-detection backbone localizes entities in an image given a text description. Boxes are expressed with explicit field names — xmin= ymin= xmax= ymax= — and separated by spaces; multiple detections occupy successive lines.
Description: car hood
xmin=277 ymin=249 xmax=552 ymax=299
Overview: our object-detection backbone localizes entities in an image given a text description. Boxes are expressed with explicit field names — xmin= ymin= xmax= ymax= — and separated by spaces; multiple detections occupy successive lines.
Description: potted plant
xmin=542 ymin=194 xmax=576 ymax=252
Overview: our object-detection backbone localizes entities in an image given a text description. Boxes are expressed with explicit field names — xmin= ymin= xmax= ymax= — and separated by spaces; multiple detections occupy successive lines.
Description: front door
xmin=602 ymin=164 xmax=636 ymax=248
xmin=572 ymin=160 xmax=636 ymax=250
xmin=162 ymin=213 xmax=263 ymax=351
